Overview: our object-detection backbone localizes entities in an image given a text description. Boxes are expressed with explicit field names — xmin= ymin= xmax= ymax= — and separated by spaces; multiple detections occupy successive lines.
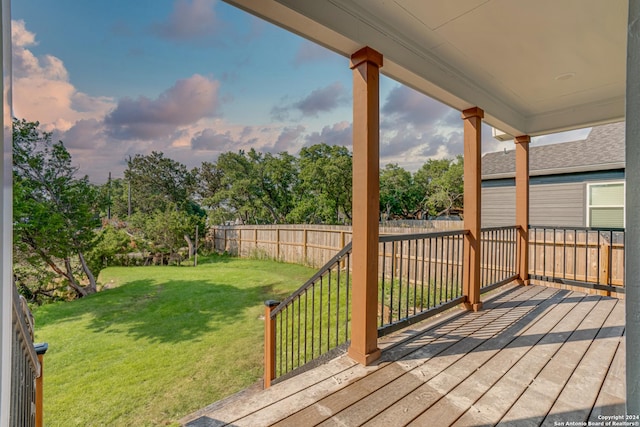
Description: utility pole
xmin=194 ymin=225 xmax=198 ymax=267
xmin=107 ymin=172 xmax=111 ymax=220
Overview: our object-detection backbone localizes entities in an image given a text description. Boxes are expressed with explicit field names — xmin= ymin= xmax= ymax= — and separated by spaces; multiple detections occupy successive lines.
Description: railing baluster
xmin=380 ymin=241 xmax=386 ymax=327
xmin=413 ymin=238 xmax=418 ymax=313
xmin=420 ymin=238 xmax=425 ymax=310
xmin=390 ymin=241 xmax=395 ymax=324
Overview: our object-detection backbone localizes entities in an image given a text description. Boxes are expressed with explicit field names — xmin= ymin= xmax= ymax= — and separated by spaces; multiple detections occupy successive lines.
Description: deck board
xmin=180 ymin=284 xmax=626 ymax=427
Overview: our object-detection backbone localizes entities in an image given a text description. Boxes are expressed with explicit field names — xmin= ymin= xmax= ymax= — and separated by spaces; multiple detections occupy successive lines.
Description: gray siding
xmin=482 ymin=182 xmax=586 ymax=227
xmin=482 ymin=187 xmax=515 ymax=226
xmin=530 ymin=182 xmax=585 ymax=226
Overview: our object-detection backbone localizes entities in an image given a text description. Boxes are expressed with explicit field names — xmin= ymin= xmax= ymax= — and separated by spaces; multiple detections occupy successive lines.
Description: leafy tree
xmin=195 ymin=161 xmax=224 ymax=206
xmin=379 ymin=164 xmax=421 ymax=219
xmin=289 ymin=144 xmax=352 ymax=224
xmin=100 ymin=177 xmax=131 ymax=219
xmin=206 ymin=150 xmax=262 ymax=224
xmin=255 ymin=151 xmax=299 ymax=223
xmin=13 ymin=119 xmax=104 ymax=299
xmin=87 ymin=223 xmax=136 ymax=269
xmin=124 ymin=151 xmax=196 ymax=215
xmin=130 ymin=207 xmax=202 ymax=264
xmin=414 ymin=155 xmax=464 ymax=217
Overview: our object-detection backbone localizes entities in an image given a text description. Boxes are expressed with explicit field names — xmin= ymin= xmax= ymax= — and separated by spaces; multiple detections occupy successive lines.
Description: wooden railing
xmin=207 ymin=223 xmax=463 ymax=268
xmin=481 ymin=226 xmax=519 ymax=291
xmin=260 ymin=224 xmax=624 ymax=386
xmin=11 ymin=285 xmax=39 ymax=426
xmin=529 ymin=226 xmax=624 ymax=295
xmin=264 ymin=242 xmax=353 ymax=387
xmin=264 ymin=228 xmax=520 ymax=385
xmin=10 ymin=284 xmax=47 ymax=427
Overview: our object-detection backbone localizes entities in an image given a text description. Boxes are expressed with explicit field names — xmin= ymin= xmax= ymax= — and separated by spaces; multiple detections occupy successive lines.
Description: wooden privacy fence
xmin=206 ymin=222 xmax=463 ymax=268
xmin=528 ymin=226 xmax=625 ymax=295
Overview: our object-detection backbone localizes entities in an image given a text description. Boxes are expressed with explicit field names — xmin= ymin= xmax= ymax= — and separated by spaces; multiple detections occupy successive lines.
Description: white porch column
xmin=626 ymin=0 xmax=640 ymax=415
xmin=1 ymin=0 xmax=13 ymax=424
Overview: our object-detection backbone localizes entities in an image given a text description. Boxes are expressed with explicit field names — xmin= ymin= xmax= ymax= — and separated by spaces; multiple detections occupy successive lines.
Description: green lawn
xmin=32 ymin=255 xmax=315 ymax=427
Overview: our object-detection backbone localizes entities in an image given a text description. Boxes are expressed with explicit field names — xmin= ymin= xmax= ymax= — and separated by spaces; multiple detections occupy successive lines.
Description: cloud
xmin=151 ymin=0 xmax=219 ymax=41
xmin=191 ymin=128 xmax=239 ymax=151
xmin=295 ymin=82 xmax=348 ymax=116
xmin=270 ymin=125 xmax=306 ymax=153
xmin=59 ymin=119 xmax=105 ymax=150
xmin=271 ymin=82 xmax=348 ymax=121
xmin=305 ymin=121 xmax=352 ymax=147
xmin=382 ymin=85 xmax=453 ymax=127
xmin=11 ymin=20 xmax=116 ymax=131
xmin=378 ymin=84 xmax=465 ymax=168
xmin=104 ymin=74 xmax=221 ymax=140
xmin=294 ymin=41 xmax=335 ymax=66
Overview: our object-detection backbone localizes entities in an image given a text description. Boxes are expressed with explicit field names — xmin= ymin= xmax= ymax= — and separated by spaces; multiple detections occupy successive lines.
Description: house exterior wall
xmin=481 ymin=170 xmax=625 ymax=228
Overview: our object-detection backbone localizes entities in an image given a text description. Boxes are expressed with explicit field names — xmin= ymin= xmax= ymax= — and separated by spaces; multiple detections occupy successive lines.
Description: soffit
xmin=224 ymin=0 xmax=628 ymax=137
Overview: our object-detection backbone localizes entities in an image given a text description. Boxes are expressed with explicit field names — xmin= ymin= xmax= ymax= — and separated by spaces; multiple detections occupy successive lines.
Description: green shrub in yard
xmin=33 ymin=255 xmax=314 ymax=427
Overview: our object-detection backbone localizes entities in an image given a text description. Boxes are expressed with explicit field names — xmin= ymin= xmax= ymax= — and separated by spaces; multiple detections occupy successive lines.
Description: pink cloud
xmin=104 ymin=74 xmax=221 ymax=140
xmin=11 ymin=20 xmax=115 ymax=131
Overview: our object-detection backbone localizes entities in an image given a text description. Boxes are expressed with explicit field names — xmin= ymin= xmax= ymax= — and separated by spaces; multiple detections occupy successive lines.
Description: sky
xmin=10 ymin=0 xmax=591 ymax=183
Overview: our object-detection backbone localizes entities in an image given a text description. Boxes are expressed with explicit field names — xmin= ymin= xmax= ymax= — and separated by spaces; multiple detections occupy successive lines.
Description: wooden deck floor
xmin=180 ymin=284 xmax=626 ymax=427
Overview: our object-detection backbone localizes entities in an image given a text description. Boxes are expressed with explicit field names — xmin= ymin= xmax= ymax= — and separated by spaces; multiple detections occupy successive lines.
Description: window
xmin=587 ymin=181 xmax=625 ymax=228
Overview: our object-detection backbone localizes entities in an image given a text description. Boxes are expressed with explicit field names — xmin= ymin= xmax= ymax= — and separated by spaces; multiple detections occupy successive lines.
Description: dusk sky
xmin=11 ymin=0 xmax=591 ymax=183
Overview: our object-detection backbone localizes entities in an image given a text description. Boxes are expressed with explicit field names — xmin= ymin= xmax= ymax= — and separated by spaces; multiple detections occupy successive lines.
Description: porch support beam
xmin=626 ymin=0 xmax=640 ymax=415
xmin=461 ymin=107 xmax=484 ymax=312
xmin=348 ymin=46 xmax=382 ymax=365
xmin=514 ymin=135 xmax=531 ymax=286
xmin=349 ymin=47 xmax=382 ymax=365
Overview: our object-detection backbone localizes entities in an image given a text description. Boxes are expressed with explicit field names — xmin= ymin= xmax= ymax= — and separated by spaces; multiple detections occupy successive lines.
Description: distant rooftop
xmin=482 ymin=122 xmax=625 ymax=180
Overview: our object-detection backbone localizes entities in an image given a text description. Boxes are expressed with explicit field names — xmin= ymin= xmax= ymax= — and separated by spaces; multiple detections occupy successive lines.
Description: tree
xmin=414 ymin=156 xmax=464 ymax=218
xmin=200 ymin=149 xmax=301 ymax=225
xmin=13 ymin=119 xmax=104 ymax=299
xmin=124 ymin=151 xmax=196 ymax=216
xmin=206 ymin=150 xmax=262 ymax=224
xmin=289 ymin=144 xmax=352 ymax=224
xmin=379 ymin=164 xmax=421 ymax=219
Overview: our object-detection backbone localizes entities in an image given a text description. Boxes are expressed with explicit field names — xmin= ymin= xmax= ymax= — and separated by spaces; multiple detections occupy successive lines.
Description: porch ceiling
xmin=224 ymin=0 xmax=628 ymax=138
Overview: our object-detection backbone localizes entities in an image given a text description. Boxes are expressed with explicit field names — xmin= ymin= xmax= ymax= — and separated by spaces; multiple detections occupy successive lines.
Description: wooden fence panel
xmin=207 ymin=223 xmax=460 ymax=267
xmin=528 ymin=228 xmax=624 ymax=293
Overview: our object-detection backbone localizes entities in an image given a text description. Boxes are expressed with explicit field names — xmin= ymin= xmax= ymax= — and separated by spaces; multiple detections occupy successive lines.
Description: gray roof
xmin=482 ymin=122 xmax=625 ymax=179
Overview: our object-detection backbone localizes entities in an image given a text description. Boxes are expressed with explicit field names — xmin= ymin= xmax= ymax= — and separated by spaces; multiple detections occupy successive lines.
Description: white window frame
xmin=586 ymin=180 xmax=626 ymax=228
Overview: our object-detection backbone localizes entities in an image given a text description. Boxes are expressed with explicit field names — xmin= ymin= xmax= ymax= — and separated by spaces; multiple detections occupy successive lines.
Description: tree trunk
xmin=64 ymin=257 xmax=89 ymax=298
xmin=78 ymin=251 xmax=97 ymax=294
xmin=184 ymin=234 xmax=194 ymax=257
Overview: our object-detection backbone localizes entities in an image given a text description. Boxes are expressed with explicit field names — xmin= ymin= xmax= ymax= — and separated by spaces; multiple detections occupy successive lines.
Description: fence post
xmin=224 ymin=228 xmax=227 ymax=252
xmin=303 ymin=229 xmax=308 ymax=264
xmin=264 ymin=300 xmax=279 ymax=388
xmin=276 ymin=228 xmax=281 ymax=261
xmin=35 ymin=343 xmax=48 ymax=427
xmin=600 ymin=242 xmax=611 ymax=296
xmin=254 ymin=228 xmax=258 ymax=251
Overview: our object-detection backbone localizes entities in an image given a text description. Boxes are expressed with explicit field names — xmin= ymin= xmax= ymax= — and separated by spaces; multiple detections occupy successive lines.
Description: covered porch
xmin=181 ymin=283 xmax=625 ymax=426
xmin=217 ymin=0 xmax=637 ymax=419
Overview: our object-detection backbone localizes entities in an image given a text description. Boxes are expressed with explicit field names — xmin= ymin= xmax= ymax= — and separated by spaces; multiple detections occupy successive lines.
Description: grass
xmin=32 ymin=254 xmax=315 ymax=427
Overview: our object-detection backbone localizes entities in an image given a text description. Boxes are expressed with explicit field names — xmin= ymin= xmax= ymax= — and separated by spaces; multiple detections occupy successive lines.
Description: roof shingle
xmin=482 ymin=122 xmax=625 ymax=179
